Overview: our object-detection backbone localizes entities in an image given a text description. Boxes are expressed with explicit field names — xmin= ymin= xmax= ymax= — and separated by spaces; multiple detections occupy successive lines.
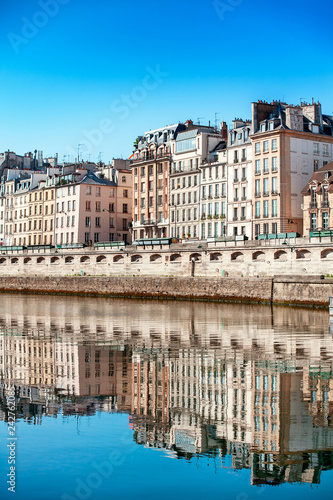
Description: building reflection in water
xmin=0 ymin=294 xmax=332 ymax=486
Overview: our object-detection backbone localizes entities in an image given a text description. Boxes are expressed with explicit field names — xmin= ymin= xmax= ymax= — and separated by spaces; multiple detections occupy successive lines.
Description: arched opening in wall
xmin=189 ymin=253 xmax=201 ymax=262
xmin=170 ymin=253 xmax=181 ymax=262
xmin=296 ymin=249 xmax=311 ymax=260
xmin=113 ymin=255 xmax=124 ymax=263
xmin=80 ymin=256 xmax=90 ymax=264
xmin=274 ymin=250 xmax=287 ymax=261
xmin=0 ymin=258 xmax=6 ymax=265
xmin=131 ymin=254 xmax=142 ymax=263
xmin=321 ymin=249 xmax=333 ymax=259
xmin=50 ymin=256 xmax=60 ymax=265
xmin=252 ymin=251 xmax=265 ymax=261
xmin=150 ymin=254 xmax=162 ymax=262
xmin=11 ymin=258 xmax=19 ymax=265
xmin=231 ymin=252 xmax=244 ymax=262
xmin=210 ymin=252 xmax=222 ymax=261
xmin=65 ymin=256 xmax=74 ymax=264
xmin=37 ymin=257 xmax=45 ymax=265
xmin=96 ymin=255 xmax=107 ymax=264
xmin=24 ymin=257 xmax=32 ymax=265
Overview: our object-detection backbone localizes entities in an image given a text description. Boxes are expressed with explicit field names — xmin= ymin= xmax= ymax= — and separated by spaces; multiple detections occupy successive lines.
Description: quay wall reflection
xmin=0 ymin=294 xmax=332 ymax=486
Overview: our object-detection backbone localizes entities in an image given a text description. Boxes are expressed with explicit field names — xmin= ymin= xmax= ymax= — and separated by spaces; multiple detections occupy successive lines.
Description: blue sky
xmin=0 ymin=0 xmax=332 ymax=163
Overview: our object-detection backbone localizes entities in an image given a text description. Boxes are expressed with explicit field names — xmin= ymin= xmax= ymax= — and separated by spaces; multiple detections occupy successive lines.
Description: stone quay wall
xmin=0 ymin=275 xmax=332 ymax=307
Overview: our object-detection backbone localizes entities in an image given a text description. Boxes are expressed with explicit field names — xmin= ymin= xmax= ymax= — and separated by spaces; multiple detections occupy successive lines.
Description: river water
xmin=0 ymin=294 xmax=332 ymax=499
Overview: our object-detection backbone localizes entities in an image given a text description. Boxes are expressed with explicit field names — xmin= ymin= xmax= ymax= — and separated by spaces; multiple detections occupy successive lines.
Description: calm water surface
xmin=0 ymin=294 xmax=332 ymax=499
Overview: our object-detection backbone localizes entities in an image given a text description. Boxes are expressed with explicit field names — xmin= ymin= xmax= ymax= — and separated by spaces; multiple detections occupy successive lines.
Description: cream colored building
xmin=251 ymin=100 xmax=333 ymax=239
xmin=227 ymin=119 xmax=253 ymax=238
xmin=302 ymin=162 xmax=333 ymax=236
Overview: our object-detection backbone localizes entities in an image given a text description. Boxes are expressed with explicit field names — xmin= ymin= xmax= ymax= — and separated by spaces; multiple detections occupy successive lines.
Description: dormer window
xmin=260 ymin=123 xmax=266 ymax=132
xmin=269 ymin=122 xmax=274 ymax=131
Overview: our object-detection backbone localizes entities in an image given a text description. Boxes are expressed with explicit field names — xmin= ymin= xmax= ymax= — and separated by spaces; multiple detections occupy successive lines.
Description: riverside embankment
xmin=0 ymin=275 xmax=332 ymax=307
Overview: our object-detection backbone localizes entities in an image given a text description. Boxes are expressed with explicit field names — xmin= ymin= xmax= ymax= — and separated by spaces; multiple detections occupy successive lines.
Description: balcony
xmin=132 ymin=151 xmax=171 ymax=163
xmin=142 ymin=219 xmax=156 ymax=226
xmin=263 ymin=214 xmax=269 ymax=218
xmin=233 ymin=217 xmax=238 ymax=221
xmin=321 ymin=201 xmax=329 ymax=208
xmin=310 ymin=202 xmax=317 ymax=208
xmin=241 ymin=216 xmax=246 ymax=220
xmin=255 ymin=192 xmax=261 ymax=197
xmin=234 ymin=197 xmax=239 ymax=202
xmin=241 ymin=157 xmax=246 ymax=162
xmin=233 ymin=178 xmax=239 ymax=183
xmin=241 ymin=196 xmax=247 ymax=201
xmin=263 ymin=191 xmax=269 ymax=197
xmin=241 ymin=176 xmax=247 ymax=181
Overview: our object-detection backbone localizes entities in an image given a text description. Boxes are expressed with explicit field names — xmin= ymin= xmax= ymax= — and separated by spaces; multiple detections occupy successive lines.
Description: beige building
xmin=302 ymin=162 xmax=333 ymax=236
xmin=227 ymin=119 xmax=253 ymax=238
xmin=251 ymin=100 xmax=333 ymax=239
xmin=170 ymin=123 xmax=226 ymax=239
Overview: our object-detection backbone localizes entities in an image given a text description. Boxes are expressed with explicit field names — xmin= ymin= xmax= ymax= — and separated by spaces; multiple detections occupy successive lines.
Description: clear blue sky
xmin=0 ymin=0 xmax=332 ymax=163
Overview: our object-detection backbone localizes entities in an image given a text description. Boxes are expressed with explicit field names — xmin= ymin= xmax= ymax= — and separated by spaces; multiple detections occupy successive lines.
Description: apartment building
xmin=251 ymin=100 xmax=333 ymax=239
xmin=170 ymin=122 xmax=226 ymax=239
xmin=199 ymin=143 xmax=228 ymax=239
xmin=132 ymin=123 xmax=185 ymax=240
xmin=227 ymin=119 xmax=253 ymax=237
xmin=301 ymin=162 xmax=333 ymax=235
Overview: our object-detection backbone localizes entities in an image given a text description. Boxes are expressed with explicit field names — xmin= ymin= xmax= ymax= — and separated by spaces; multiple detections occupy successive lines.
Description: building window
xmin=272 ymin=157 xmax=278 ymax=172
xmin=264 ymin=158 xmax=269 ymax=173
xmin=85 ymin=217 xmax=91 ymax=227
xmin=109 ymin=203 xmax=115 ymax=212
xmin=255 ymin=160 xmax=261 ymax=174
xmin=263 ymin=141 xmax=269 ymax=152
xmin=110 ymin=188 xmax=115 ymax=197
xmin=255 ymin=224 xmax=260 ymax=236
xmin=96 ymin=187 xmax=101 ymax=196
xmin=263 ymin=178 xmax=269 ymax=195
xmin=272 ymin=199 xmax=278 ymax=217
xmin=86 ymin=201 xmax=91 ymax=211
xmin=314 ymin=160 xmax=319 ymax=171
xmin=122 ymin=219 xmax=127 ymax=231
xmin=323 ymin=144 xmax=329 ymax=156
xmin=272 ymin=177 xmax=277 ymax=194
xmin=272 ymin=222 xmax=277 ymax=233
xmin=95 ymin=217 xmax=101 ymax=228
xmin=255 ymin=143 xmax=261 ymax=154
xmin=255 ymin=179 xmax=260 ymax=196
xmin=96 ymin=202 xmax=101 ymax=212
xmin=109 ymin=217 xmax=114 ymax=228
xmin=85 ymin=232 xmax=90 ymax=244
xmin=272 ymin=139 xmax=277 ymax=151
xmin=323 ymin=212 xmax=329 ymax=229
xmin=264 ymin=200 xmax=269 ymax=217
xmin=314 ymin=143 xmax=319 ymax=154
xmin=311 ymin=213 xmax=317 ymax=229
xmin=86 ymin=186 xmax=92 ymax=195
xmin=123 ymin=204 xmax=128 ymax=213
xmin=263 ymin=223 xmax=269 ymax=234
xmin=255 ymin=201 xmax=260 ymax=217
xmin=94 ymin=233 xmax=100 ymax=243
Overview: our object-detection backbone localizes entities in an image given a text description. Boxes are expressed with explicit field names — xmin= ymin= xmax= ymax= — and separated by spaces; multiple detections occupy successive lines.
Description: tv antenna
xmin=197 ymin=117 xmax=205 ymax=125
xmin=77 ymin=144 xmax=85 ymax=162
